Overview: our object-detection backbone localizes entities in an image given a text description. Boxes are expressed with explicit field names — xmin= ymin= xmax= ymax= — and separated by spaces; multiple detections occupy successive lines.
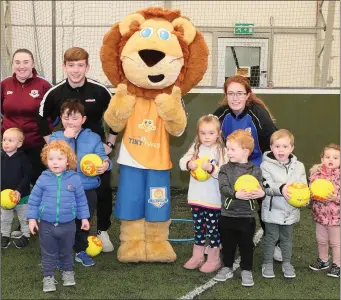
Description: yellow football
xmin=190 ymin=156 xmax=211 ymax=182
xmin=1 ymin=189 xmax=19 ymax=210
xmin=234 ymin=175 xmax=260 ymax=192
xmin=86 ymin=236 xmax=103 ymax=257
xmin=287 ymin=182 xmax=311 ymax=207
xmin=80 ymin=154 xmax=102 ymax=177
xmin=310 ymin=178 xmax=334 ymax=201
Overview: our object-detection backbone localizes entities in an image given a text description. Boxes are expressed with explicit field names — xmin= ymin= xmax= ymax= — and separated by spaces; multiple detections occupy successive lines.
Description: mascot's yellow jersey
xmin=118 ymin=97 xmax=172 ymax=170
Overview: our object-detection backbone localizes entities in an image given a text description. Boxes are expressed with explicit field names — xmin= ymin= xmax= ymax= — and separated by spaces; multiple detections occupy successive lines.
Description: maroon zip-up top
xmin=1 ymin=68 xmax=52 ymax=148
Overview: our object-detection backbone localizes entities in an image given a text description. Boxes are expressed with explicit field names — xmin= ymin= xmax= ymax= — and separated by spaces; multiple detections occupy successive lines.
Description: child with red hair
xmin=27 ymin=140 xmax=90 ymax=292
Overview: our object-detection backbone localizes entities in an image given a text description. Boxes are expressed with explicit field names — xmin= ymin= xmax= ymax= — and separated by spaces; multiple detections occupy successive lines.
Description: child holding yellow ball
xmin=214 ymin=129 xmax=264 ymax=287
xmin=1 ymin=128 xmax=32 ymax=249
xmin=49 ymin=99 xmax=112 ymax=267
xmin=309 ymin=144 xmax=340 ymax=278
xmin=260 ymin=129 xmax=307 ymax=279
xmin=27 ymin=140 xmax=90 ymax=292
xmin=179 ymin=115 xmax=228 ymax=273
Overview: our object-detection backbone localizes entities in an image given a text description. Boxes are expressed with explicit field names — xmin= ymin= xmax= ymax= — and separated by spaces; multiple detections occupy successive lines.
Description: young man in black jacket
xmin=1 ymin=128 xmax=32 ymax=249
xmin=36 ymin=47 xmax=117 ymax=252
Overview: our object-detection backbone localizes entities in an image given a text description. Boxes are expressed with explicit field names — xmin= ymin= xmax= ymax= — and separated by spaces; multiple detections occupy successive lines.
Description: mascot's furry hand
xmin=104 ymin=84 xmax=136 ymax=132
xmin=155 ymin=86 xmax=187 ymax=136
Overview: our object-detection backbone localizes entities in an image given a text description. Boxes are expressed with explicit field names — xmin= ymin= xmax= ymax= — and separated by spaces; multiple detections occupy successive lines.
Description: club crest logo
xmin=148 ymin=187 xmax=168 ymax=208
xmin=6 ymin=91 xmax=13 ymax=95
xmin=29 ymin=90 xmax=40 ymax=98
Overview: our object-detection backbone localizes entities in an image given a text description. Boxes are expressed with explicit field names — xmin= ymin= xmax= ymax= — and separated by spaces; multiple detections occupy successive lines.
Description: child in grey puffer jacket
xmin=260 ymin=129 xmax=307 ymax=280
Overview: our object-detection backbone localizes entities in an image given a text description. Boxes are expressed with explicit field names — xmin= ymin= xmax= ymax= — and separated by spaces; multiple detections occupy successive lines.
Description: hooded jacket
xmin=49 ymin=128 xmax=112 ymax=190
xmin=219 ymin=161 xmax=264 ymax=218
xmin=260 ymin=151 xmax=307 ymax=225
xmin=1 ymin=69 xmax=52 ymax=148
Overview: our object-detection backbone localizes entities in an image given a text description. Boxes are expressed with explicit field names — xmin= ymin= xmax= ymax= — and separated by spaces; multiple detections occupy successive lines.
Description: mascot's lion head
xmin=100 ymin=7 xmax=209 ymax=99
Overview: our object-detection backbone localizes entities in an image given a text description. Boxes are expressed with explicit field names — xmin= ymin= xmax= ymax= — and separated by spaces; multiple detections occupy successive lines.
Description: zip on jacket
xmin=55 ymin=174 xmax=62 ymax=223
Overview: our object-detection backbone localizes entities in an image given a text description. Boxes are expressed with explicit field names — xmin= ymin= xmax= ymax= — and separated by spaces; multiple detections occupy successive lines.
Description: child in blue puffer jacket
xmin=27 ymin=140 xmax=90 ymax=292
xmin=49 ymin=99 xmax=112 ymax=267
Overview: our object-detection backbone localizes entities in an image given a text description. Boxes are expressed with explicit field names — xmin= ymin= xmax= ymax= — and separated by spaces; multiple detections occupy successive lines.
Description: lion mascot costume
xmin=100 ymin=7 xmax=208 ymax=263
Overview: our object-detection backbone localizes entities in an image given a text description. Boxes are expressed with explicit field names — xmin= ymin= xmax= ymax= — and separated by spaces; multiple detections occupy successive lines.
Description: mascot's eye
xmin=157 ymin=28 xmax=171 ymax=40
xmin=140 ymin=27 xmax=153 ymax=38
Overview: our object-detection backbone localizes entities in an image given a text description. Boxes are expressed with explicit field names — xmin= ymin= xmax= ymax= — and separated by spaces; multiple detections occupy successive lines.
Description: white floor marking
xmin=178 ymin=228 xmax=264 ymax=300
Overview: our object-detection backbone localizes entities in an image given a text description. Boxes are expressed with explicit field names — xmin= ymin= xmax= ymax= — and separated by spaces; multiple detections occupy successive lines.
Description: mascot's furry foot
xmin=117 ymin=219 xmax=147 ymax=263
xmin=145 ymin=220 xmax=177 ymax=263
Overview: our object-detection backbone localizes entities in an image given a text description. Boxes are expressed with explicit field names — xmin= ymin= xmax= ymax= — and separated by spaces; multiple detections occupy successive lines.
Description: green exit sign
xmin=234 ymin=23 xmax=255 ymax=35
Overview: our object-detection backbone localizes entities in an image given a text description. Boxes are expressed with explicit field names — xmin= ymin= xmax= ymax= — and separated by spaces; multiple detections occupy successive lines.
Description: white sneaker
xmin=273 ymin=245 xmax=283 ymax=262
xmin=97 ymin=231 xmax=114 ymax=252
xmin=11 ymin=230 xmax=23 ymax=239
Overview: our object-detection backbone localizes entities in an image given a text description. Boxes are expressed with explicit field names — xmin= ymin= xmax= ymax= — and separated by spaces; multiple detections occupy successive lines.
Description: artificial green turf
xmin=1 ymin=190 xmax=339 ymax=299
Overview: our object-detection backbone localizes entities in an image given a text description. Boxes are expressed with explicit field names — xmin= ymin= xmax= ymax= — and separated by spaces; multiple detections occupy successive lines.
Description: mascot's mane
xmin=100 ymin=7 xmax=208 ymax=99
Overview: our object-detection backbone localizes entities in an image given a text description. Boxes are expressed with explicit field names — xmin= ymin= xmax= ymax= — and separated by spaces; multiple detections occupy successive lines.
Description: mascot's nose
xmin=138 ymin=50 xmax=165 ymax=67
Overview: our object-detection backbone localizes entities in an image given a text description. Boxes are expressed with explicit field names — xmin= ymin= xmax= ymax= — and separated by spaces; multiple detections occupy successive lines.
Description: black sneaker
xmin=1 ymin=236 xmax=11 ymax=248
xmin=327 ymin=263 xmax=340 ymax=278
xmin=13 ymin=236 xmax=29 ymax=249
xmin=309 ymin=258 xmax=330 ymax=271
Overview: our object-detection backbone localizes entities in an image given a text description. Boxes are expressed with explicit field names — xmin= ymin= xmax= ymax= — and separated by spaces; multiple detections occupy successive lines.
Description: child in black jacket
xmin=1 ymin=128 xmax=32 ymax=248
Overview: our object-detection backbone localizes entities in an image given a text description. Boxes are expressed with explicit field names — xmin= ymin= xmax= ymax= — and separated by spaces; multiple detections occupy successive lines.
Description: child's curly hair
xmin=41 ymin=140 xmax=77 ymax=170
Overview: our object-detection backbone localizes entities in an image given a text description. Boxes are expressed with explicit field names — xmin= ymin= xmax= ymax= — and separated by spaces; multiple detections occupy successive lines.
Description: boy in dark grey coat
xmin=214 ymin=129 xmax=265 ymax=287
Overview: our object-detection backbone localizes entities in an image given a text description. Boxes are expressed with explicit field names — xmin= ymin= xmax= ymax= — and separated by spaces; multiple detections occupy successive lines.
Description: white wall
xmin=3 ymin=0 xmax=340 ymax=88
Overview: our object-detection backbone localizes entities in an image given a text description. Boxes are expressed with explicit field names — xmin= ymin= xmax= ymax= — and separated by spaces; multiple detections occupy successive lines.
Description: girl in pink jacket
xmin=309 ymin=144 xmax=340 ymax=278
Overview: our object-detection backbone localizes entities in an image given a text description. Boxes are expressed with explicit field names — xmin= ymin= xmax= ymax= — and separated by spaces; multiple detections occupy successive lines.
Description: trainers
xmin=11 ymin=230 xmax=23 ymax=239
xmin=262 ymin=263 xmax=275 ymax=278
xmin=62 ymin=271 xmax=76 ymax=286
xmin=13 ymin=236 xmax=29 ymax=249
xmin=97 ymin=230 xmax=114 ymax=252
xmin=213 ymin=267 xmax=234 ymax=282
xmin=43 ymin=276 xmax=57 ymax=292
xmin=11 ymin=225 xmax=22 ymax=238
xmin=273 ymin=245 xmax=283 ymax=262
xmin=309 ymin=258 xmax=330 ymax=271
xmin=1 ymin=236 xmax=11 ymax=248
xmin=75 ymin=251 xmax=95 ymax=267
xmin=327 ymin=263 xmax=340 ymax=278
xmin=282 ymin=262 xmax=296 ymax=278
xmin=241 ymin=270 xmax=254 ymax=287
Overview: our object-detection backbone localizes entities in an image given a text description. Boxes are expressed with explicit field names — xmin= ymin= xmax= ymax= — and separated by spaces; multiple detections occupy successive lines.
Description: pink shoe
xmin=184 ymin=245 xmax=205 ymax=270
xmin=199 ymin=246 xmax=222 ymax=273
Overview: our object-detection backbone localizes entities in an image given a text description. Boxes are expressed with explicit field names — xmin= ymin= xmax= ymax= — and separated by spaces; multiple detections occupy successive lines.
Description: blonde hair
xmin=41 ymin=140 xmax=77 ymax=170
xmin=188 ymin=115 xmax=226 ymax=163
xmin=220 ymin=75 xmax=274 ymax=120
xmin=270 ymin=129 xmax=294 ymax=146
xmin=226 ymin=129 xmax=255 ymax=156
xmin=320 ymin=143 xmax=340 ymax=158
xmin=4 ymin=128 xmax=24 ymax=143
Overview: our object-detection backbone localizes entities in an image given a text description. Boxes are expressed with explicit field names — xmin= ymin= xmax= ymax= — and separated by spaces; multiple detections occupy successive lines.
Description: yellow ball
xmin=190 ymin=156 xmax=211 ymax=182
xmin=86 ymin=236 xmax=103 ymax=257
xmin=1 ymin=189 xmax=19 ymax=209
xmin=287 ymin=182 xmax=311 ymax=207
xmin=234 ymin=175 xmax=260 ymax=192
xmin=80 ymin=154 xmax=102 ymax=177
xmin=310 ymin=178 xmax=334 ymax=201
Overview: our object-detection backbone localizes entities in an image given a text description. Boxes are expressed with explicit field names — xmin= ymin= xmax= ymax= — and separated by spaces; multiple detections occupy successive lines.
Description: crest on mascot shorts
xmin=148 ymin=187 xmax=168 ymax=208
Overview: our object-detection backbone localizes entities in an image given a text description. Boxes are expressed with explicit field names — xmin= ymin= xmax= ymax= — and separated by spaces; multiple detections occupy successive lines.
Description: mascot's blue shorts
xmin=114 ymin=165 xmax=171 ymax=222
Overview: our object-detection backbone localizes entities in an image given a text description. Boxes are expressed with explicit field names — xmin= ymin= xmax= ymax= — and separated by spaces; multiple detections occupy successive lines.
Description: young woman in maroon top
xmin=1 ymin=49 xmax=52 ymax=185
